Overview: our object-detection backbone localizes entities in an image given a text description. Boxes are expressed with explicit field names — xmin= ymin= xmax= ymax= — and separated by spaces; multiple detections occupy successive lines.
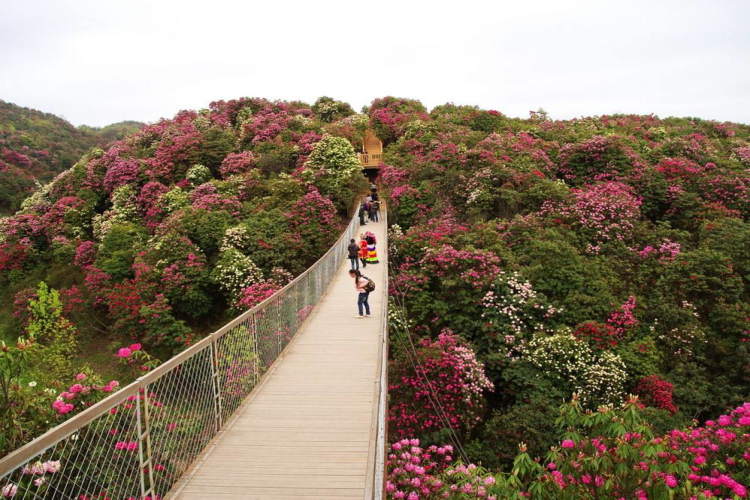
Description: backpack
xmin=362 ymin=276 xmax=376 ymax=292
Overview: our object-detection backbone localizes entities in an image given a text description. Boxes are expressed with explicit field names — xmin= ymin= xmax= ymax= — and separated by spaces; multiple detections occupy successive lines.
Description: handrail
xmin=372 ymin=204 xmax=389 ymax=499
xmin=0 ymin=204 xmax=363 ymax=499
xmin=358 ymin=152 xmax=384 ymax=168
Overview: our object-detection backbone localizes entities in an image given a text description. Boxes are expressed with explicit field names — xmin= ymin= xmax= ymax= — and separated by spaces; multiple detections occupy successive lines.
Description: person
xmin=370 ymin=182 xmax=377 ymax=191
xmin=358 ymin=202 xmax=367 ymax=226
xmin=363 ymin=200 xmax=372 ymax=222
xmin=347 ymin=238 xmax=360 ymax=270
xmin=359 ymin=234 xmax=369 ymax=268
xmin=371 ymin=190 xmax=379 ymax=202
xmin=369 ymin=199 xmax=379 ymax=222
xmin=349 ymin=269 xmax=371 ymax=318
xmin=365 ymin=231 xmax=379 ymax=264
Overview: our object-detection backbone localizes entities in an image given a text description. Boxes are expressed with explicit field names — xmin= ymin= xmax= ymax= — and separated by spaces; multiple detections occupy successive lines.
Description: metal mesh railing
xmin=0 ymin=208 xmax=361 ymax=500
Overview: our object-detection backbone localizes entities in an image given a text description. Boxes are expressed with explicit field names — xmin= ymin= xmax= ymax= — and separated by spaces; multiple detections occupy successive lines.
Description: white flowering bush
xmin=481 ymin=272 xmax=563 ymax=361
xmin=220 ymin=225 xmax=250 ymax=252
xmin=92 ymin=185 xmax=139 ymax=240
xmin=526 ymin=333 xmax=627 ymax=407
xmin=209 ymin=248 xmax=264 ymax=303
xmin=186 ymin=164 xmax=212 ymax=186
xmin=159 ymin=186 xmax=190 ymax=214
xmin=303 ymin=134 xmax=360 ymax=183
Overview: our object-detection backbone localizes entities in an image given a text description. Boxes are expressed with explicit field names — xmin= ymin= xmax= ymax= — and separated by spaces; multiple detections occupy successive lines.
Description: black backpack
xmin=362 ymin=276 xmax=376 ymax=292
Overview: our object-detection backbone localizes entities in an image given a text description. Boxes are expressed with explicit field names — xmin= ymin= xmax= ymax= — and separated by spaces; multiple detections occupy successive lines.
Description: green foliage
xmin=238 ymin=209 xmax=300 ymax=274
xmin=312 ymin=96 xmax=355 ymax=123
xmin=471 ymin=396 xmax=559 ymax=469
xmin=189 ymin=127 xmax=236 ymax=174
xmin=95 ymin=223 xmax=146 ymax=280
xmin=26 ymin=283 xmax=78 ymax=382
xmin=0 ymin=336 xmax=47 ymax=454
xmin=182 ymin=209 xmax=234 ymax=258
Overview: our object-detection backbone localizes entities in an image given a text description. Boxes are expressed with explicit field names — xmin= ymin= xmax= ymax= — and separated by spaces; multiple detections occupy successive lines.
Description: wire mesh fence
xmin=0 ymin=209 xmax=361 ymax=500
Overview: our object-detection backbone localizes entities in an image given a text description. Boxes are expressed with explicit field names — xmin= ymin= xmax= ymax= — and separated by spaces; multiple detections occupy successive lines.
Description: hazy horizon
xmin=2 ymin=0 xmax=749 ymax=127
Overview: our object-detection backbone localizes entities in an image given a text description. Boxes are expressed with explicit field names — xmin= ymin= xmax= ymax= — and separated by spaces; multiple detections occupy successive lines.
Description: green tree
xmin=26 ymin=282 xmax=78 ymax=382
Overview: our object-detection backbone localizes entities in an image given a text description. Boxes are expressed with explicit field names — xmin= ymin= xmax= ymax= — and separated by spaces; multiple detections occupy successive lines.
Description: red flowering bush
xmin=572 ymin=321 xmax=621 ymax=350
xmin=635 ymin=375 xmax=678 ymax=414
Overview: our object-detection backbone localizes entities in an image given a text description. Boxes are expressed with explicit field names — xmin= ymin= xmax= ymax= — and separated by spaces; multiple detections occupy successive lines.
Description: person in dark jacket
xmin=358 ymin=202 xmax=367 ymax=225
xmin=347 ymin=238 xmax=360 ymax=270
xmin=369 ymin=199 xmax=379 ymax=222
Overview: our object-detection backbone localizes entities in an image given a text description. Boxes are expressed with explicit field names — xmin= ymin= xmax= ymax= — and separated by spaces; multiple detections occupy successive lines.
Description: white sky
xmin=1 ymin=0 xmax=748 ymax=127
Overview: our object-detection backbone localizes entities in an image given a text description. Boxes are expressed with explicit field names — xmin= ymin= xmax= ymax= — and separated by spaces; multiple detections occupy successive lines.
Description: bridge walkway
xmin=170 ymin=214 xmax=387 ymax=499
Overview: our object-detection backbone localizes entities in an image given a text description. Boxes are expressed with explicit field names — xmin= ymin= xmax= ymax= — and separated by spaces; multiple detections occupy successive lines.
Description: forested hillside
xmin=0 ymin=96 xmax=366 ymax=453
xmin=378 ymin=98 xmax=749 ymax=498
xmin=0 ymin=100 xmax=143 ymax=213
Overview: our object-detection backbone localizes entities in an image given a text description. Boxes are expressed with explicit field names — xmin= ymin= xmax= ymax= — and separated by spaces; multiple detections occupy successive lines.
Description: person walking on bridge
xmin=349 ymin=269 xmax=372 ymax=318
xmin=358 ymin=202 xmax=367 ymax=226
xmin=347 ymin=238 xmax=360 ymax=270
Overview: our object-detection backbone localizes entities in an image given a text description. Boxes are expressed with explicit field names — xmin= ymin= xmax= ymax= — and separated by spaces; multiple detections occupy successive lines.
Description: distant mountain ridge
xmin=0 ymin=99 xmax=144 ymax=213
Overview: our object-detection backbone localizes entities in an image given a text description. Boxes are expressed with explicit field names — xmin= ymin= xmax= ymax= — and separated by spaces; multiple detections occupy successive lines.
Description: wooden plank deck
xmin=170 ymin=214 xmax=387 ymax=499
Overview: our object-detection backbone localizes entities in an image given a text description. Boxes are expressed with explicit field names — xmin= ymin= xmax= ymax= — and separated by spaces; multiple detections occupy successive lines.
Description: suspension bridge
xmin=0 ymin=205 xmax=388 ymax=499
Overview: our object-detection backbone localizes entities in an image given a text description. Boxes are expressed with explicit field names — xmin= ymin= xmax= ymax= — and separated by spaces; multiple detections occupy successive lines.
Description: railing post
xmin=209 ymin=340 xmax=223 ymax=432
xmin=137 ymin=387 xmax=156 ymax=499
xmin=276 ymin=296 xmax=282 ymax=357
xmin=252 ymin=312 xmax=260 ymax=384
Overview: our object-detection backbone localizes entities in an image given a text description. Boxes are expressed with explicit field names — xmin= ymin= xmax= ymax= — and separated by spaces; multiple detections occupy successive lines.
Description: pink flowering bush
xmin=219 ymin=151 xmax=256 ymax=177
xmin=543 ymin=181 xmax=642 ymax=251
xmin=285 ymin=187 xmax=340 ymax=261
xmin=389 ymin=330 xmax=493 ymax=440
xmin=368 ymin=96 xmax=429 ymax=144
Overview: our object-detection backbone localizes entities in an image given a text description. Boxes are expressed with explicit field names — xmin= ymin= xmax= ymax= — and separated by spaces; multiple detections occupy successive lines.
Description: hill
xmin=375 ymin=98 xmax=749 ymax=496
xmin=0 ymin=100 xmax=144 ymax=213
xmin=0 ymin=96 xmax=366 ymax=453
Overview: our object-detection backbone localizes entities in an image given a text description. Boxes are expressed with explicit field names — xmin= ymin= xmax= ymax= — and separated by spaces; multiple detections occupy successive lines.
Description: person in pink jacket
xmin=348 ymin=269 xmax=371 ymax=318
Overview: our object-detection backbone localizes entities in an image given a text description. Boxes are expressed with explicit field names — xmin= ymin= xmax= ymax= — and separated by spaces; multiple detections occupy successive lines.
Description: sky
xmin=1 ymin=0 xmax=749 ymax=127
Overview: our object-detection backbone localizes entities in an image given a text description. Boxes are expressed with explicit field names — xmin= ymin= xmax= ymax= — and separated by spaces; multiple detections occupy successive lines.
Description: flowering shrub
xmin=634 ymin=375 xmax=678 ymax=414
xmin=524 ymin=333 xmax=627 ymax=407
xmin=368 ymin=96 xmax=429 ymax=144
xmin=387 ymin=399 xmax=749 ymax=499
xmin=219 ymin=151 xmax=256 ymax=177
xmin=386 ymin=440 xmax=454 ymax=498
xmin=209 ymin=248 xmax=264 ymax=304
xmin=185 ymin=163 xmax=212 ymax=186
xmin=235 ymin=281 xmax=281 ymax=312
xmin=285 ymin=187 xmax=340 ymax=259
xmin=572 ymin=321 xmax=621 ymax=350
xmin=389 ymin=330 xmax=493 ymax=440
xmin=544 ymin=181 xmax=642 ymax=251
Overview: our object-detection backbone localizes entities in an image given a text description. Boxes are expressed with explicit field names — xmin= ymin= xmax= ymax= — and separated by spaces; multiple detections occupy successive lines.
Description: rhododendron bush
xmin=389 ymin=329 xmax=493 ymax=440
xmin=383 ymin=97 xmax=748 ymax=479
xmin=387 ymin=398 xmax=749 ymax=499
xmin=0 ymin=96 xmax=368 ymax=452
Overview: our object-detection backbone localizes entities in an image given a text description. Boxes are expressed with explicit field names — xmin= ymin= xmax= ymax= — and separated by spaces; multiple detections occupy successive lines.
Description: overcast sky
xmin=1 ymin=0 xmax=748 ymax=127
